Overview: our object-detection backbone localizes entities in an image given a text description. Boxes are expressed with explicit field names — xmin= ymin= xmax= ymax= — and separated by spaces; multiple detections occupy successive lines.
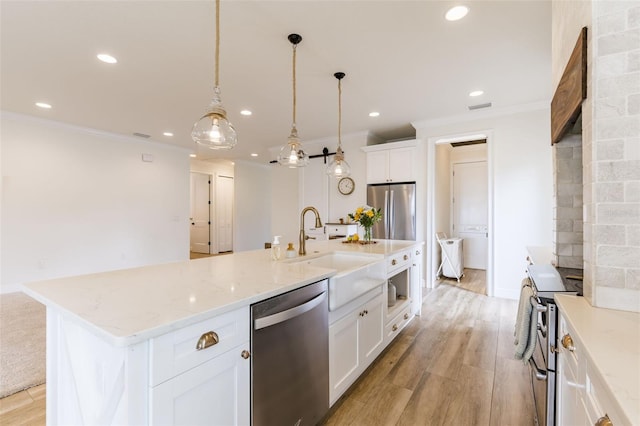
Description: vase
xmin=363 ymin=226 xmax=372 ymax=244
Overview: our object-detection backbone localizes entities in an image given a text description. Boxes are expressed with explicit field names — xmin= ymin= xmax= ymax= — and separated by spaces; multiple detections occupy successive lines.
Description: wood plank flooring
xmin=0 ymin=268 xmax=534 ymax=426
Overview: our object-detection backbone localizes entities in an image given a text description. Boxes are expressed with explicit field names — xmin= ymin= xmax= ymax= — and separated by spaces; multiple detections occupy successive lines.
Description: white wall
xmin=435 ymin=144 xmax=452 ymax=237
xmin=233 ymin=160 xmax=272 ymax=252
xmin=1 ymin=113 xmax=190 ymax=293
xmin=415 ymin=105 xmax=553 ymax=299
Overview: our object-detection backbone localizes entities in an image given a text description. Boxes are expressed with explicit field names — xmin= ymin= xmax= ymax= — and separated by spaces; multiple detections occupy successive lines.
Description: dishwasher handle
xmin=254 ymin=291 xmax=327 ymax=330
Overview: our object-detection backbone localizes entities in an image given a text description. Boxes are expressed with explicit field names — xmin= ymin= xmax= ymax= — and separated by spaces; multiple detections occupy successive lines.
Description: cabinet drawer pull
xmin=595 ymin=414 xmax=612 ymax=426
xmin=196 ymin=331 xmax=219 ymax=350
xmin=391 ymin=259 xmax=397 ymax=266
xmin=392 ymin=324 xmax=398 ymax=332
xmin=416 ymin=250 xmax=421 ymax=255
xmin=404 ymin=313 xmax=409 ymax=320
xmin=403 ymin=254 xmax=409 ymax=261
xmin=561 ymin=334 xmax=575 ymax=352
xmin=241 ymin=350 xmax=251 ymax=360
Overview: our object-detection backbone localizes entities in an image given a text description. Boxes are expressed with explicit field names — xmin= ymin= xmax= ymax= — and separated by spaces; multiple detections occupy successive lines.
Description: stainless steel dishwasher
xmin=251 ymin=279 xmax=329 ymax=426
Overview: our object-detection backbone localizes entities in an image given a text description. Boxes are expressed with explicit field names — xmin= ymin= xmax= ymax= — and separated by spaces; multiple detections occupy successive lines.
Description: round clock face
xmin=338 ymin=177 xmax=355 ymax=195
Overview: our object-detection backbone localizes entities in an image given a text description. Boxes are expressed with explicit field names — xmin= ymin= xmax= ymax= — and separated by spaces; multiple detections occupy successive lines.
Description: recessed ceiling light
xmin=369 ymin=112 xmax=380 ymax=117
xmin=240 ymin=110 xmax=252 ymax=116
xmin=97 ymin=53 xmax=117 ymax=64
xmin=469 ymin=90 xmax=484 ymax=97
xmin=163 ymin=132 xmax=174 ymax=137
xmin=445 ymin=5 xmax=469 ymax=21
xmin=250 ymin=153 xmax=258 ymax=157
xmin=189 ymin=154 xmax=197 ymax=158
xmin=35 ymin=102 xmax=52 ymax=109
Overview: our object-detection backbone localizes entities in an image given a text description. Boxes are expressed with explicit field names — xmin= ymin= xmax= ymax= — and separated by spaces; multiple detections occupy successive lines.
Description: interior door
xmin=452 ymin=161 xmax=487 ymax=269
xmin=190 ymin=172 xmax=210 ymax=254
xmin=216 ymin=175 xmax=234 ymax=253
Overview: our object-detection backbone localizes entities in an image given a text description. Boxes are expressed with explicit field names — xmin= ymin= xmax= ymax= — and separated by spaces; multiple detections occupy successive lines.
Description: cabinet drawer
xmin=150 ymin=306 xmax=249 ymax=386
xmin=387 ymin=250 xmax=411 ymax=275
xmin=326 ymin=224 xmax=357 ymax=237
xmin=558 ymin=315 xmax=580 ymax=378
xmin=385 ymin=304 xmax=412 ymax=340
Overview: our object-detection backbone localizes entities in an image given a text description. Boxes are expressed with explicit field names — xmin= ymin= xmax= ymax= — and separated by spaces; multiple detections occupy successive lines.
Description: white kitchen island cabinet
xmin=328 ymin=287 xmax=385 ymax=405
xmin=22 ymin=239 xmax=424 ymax=426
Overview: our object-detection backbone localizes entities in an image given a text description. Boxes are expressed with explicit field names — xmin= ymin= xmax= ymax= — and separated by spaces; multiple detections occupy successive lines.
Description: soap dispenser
xmin=285 ymin=242 xmax=297 ymax=258
xmin=271 ymin=236 xmax=281 ymax=260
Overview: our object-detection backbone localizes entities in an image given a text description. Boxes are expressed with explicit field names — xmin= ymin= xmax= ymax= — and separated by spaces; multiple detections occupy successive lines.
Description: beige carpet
xmin=0 ymin=292 xmax=46 ymax=398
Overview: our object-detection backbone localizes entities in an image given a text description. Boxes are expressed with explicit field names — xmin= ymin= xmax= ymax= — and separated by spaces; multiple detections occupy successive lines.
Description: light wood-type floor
xmin=0 ymin=269 xmax=533 ymax=426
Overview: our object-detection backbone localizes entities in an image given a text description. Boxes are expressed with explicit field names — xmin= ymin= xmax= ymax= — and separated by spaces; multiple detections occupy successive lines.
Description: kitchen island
xmin=22 ymin=239 xmax=423 ymax=425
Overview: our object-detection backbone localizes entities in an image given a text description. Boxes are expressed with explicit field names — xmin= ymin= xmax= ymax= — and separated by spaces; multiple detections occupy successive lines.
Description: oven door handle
xmin=528 ymin=357 xmax=547 ymax=381
xmin=530 ymin=296 xmax=547 ymax=313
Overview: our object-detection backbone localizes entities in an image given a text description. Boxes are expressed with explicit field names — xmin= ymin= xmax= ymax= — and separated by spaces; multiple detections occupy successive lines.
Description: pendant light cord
xmin=292 ymin=43 xmax=297 ymax=127
xmin=338 ymin=78 xmax=342 ymax=147
xmin=215 ymin=0 xmax=220 ymax=88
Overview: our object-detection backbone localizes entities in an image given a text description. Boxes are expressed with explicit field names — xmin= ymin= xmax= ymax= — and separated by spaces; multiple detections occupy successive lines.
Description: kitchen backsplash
xmin=553 ymin=134 xmax=583 ymax=269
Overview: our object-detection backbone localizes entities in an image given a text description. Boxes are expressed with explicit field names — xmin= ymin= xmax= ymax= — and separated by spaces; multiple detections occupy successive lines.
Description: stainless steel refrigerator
xmin=367 ymin=183 xmax=416 ymax=241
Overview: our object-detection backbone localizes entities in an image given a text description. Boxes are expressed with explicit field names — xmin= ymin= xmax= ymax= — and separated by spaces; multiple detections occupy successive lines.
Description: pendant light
xmin=326 ymin=72 xmax=351 ymax=178
xmin=191 ymin=0 xmax=237 ymax=149
xmin=277 ymin=34 xmax=309 ymax=167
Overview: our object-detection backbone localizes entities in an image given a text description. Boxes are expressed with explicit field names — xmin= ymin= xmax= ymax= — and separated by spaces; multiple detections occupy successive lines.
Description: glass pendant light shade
xmin=191 ymin=0 xmax=237 ymax=149
xmin=278 ymin=125 xmax=309 ymax=167
xmin=327 ymin=71 xmax=351 ymax=177
xmin=192 ymin=87 xmax=237 ymax=149
xmin=326 ymin=146 xmax=351 ymax=177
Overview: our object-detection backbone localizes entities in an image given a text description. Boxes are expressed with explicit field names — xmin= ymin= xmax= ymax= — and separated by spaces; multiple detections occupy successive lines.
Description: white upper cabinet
xmin=362 ymin=140 xmax=418 ymax=184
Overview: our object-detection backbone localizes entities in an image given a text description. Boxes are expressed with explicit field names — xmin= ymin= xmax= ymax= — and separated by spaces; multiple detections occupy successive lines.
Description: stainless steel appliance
xmin=367 ymin=182 xmax=416 ymax=240
xmin=527 ymin=264 xmax=582 ymax=426
xmin=251 ymin=279 xmax=329 ymax=426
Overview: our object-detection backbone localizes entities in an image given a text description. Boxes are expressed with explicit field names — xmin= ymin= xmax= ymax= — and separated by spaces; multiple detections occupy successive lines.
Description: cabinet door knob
xmin=416 ymin=250 xmax=421 ymax=255
xmin=595 ymin=414 xmax=613 ymax=426
xmin=364 ymin=310 xmax=368 ymax=315
xmin=404 ymin=313 xmax=409 ymax=320
xmin=196 ymin=331 xmax=219 ymax=350
xmin=392 ymin=324 xmax=398 ymax=332
xmin=392 ymin=259 xmax=397 ymax=265
xmin=403 ymin=254 xmax=409 ymax=261
xmin=561 ymin=334 xmax=575 ymax=352
xmin=241 ymin=350 xmax=251 ymax=359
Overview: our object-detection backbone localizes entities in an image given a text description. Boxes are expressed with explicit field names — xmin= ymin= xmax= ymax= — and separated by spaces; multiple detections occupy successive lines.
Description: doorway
xmin=427 ymin=132 xmax=494 ymax=297
xmin=216 ymin=175 xmax=234 ymax=253
xmin=190 ymin=172 xmax=211 ymax=254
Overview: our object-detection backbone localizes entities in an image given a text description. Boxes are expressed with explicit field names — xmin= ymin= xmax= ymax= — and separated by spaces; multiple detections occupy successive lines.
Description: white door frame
xmin=426 ymin=130 xmax=494 ymax=297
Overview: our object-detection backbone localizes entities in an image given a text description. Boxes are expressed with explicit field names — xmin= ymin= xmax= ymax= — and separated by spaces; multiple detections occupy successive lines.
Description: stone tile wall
xmin=586 ymin=0 xmax=640 ymax=312
xmin=553 ymin=134 xmax=584 ymax=269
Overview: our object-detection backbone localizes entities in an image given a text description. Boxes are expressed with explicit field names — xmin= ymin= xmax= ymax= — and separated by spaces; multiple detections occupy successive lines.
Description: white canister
xmin=387 ymin=281 xmax=397 ymax=307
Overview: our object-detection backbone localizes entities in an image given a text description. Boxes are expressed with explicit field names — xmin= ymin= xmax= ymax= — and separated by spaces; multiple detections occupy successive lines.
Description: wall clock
xmin=338 ymin=177 xmax=355 ymax=195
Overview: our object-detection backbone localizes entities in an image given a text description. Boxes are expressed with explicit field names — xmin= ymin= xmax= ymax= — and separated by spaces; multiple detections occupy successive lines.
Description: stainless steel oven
xmin=527 ymin=264 xmax=582 ymax=426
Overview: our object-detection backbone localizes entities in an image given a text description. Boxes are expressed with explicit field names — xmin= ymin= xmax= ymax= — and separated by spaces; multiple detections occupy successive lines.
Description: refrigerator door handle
xmin=389 ymin=190 xmax=395 ymax=239
xmin=384 ymin=190 xmax=389 ymax=239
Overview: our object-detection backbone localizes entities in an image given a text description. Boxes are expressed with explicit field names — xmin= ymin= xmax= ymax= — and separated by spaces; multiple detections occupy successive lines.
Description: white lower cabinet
xmin=557 ymin=311 xmax=625 ymax=426
xmin=150 ymin=344 xmax=250 ymax=426
xmin=329 ymin=290 xmax=384 ymax=405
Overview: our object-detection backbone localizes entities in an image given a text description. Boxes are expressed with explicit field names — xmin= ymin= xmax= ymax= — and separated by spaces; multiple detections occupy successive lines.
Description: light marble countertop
xmin=21 ymin=239 xmax=421 ymax=347
xmin=555 ymin=294 xmax=640 ymax=424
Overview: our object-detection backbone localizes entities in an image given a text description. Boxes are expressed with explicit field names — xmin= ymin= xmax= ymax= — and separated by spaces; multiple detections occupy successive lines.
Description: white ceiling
xmin=1 ymin=1 xmax=551 ymax=163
